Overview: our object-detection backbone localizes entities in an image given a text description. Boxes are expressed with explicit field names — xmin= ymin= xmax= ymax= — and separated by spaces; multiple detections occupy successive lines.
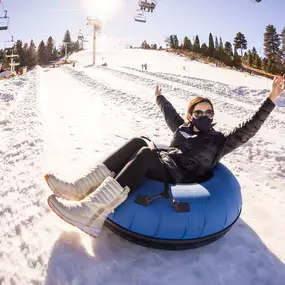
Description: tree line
xmin=140 ymin=40 xmax=163 ymax=50
xmin=149 ymin=24 xmax=285 ymax=75
xmin=0 ymin=30 xmax=83 ymax=71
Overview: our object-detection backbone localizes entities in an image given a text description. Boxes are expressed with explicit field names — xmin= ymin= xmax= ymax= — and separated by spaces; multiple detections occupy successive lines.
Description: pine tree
xmin=201 ymin=43 xmax=208 ymax=56
xmin=51 ymin=46 xmax=58 ymax=60
xmin=218 ymin=37 xmax=224 ymax=60
xmin=264 ymin=25 xmax=283 ymax=73
xmin=261 ymin=58 xmax=268 ymax=72
xmin=233 ymin=50 xmax=242 ymax=67
xmin=254 ymin=54 xmax=261 ymax=68
xmin=193 ymin=35 xmax=200 ymax=53
xmin=219 ymin=37 xmax=224 ymax=53
xmin=251 ymin=47 xmax=257 ymax=62
xmin=46 ymin=36 xmax=54 ymax=63
xmin=224 ymin=42 xmax=233 ymax=55
xmin=264 ymin=25 xmax=280 ymax=56
xmin=26 ymin=40 xmax=37 ymax=68
xmin=267 ymin=58 xmax=273 ymax=73
xmin=264 ymin=24 xmax=282 ymax=73
xmin=23 ymin=43 xmax=29 ymax=66
xmin=213 ymin=37 xmax=219 ymax=59
xmin=173 ymin=35 xmax=179 ymax=49
xmin=165 ymin=36 xmax=171 ymax=48
xmin=37 ymin=40 xmax=46 ymax=65
xmin=141 ymin=40 xmax=150 ymax=49
xmin=189 ymin=39 xmax=193 ymax=51
xmin=208 ymin=33 xmax=214 ymax=56
xmin=63 ymin=30 xmax=72 ymax=53
xmin=183 ymin=36 xmax=191 ymax=51
xmin=74 ymin=40 xmax=80 ymax=52
xmin=215 ymin=37 xmax=219 ymax=51
xmin=15 ymin=40 xmax=25 ymax=67
xmin=247 ymin=50 xmax=253 ymax=66
xmin=63 ymin=30 xmax=71 ymax=43
xmin=234 ymin=32 xmax=247 ymax=56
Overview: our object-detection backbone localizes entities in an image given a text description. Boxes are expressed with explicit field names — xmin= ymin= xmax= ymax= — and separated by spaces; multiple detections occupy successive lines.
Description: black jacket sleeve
xmin=156 ymin=95 xmax=184 ymax=132
xmin=220 ymin=98 xmax=275 ymax=157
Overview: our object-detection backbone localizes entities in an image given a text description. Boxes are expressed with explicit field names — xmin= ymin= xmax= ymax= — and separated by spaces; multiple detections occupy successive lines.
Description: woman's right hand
xmin=155 ymin=85 xmax=162 ymax=97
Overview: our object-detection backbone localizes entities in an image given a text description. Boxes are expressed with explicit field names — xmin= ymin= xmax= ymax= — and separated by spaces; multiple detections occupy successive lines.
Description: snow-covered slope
xmin=1 ymin=49 xmax=284 ymax=285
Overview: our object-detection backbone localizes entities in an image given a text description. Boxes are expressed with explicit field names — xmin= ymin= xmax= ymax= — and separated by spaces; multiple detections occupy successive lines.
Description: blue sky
xmin=0 ymin=0 xmax=284 ymax=55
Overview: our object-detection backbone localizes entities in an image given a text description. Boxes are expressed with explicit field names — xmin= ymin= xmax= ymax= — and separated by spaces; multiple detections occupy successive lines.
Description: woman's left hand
xmin=268 ymin=75 xmax=285 ymax=102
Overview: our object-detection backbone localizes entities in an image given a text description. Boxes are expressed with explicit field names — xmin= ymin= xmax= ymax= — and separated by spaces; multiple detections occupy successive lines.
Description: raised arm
xmin=221 ymin=75 xmax=284 ymax=156
xmin=155 ymin=86 xmax=184 ymax=132
xmin=221 ymin=98 xmax=275 ymax=156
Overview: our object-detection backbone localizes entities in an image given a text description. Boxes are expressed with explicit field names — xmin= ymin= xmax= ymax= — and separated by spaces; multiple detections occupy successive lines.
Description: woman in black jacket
xmin=45 ymin=76 xmax=284 ymax=237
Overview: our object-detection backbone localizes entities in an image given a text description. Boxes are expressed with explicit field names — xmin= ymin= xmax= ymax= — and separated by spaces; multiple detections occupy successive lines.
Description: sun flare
xmin=82 ymin=0 xmax=123 ymax=20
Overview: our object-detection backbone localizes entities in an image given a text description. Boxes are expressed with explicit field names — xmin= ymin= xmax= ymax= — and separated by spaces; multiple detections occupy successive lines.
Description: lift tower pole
xmin=87 ymin=17 xmax=102 ymax=65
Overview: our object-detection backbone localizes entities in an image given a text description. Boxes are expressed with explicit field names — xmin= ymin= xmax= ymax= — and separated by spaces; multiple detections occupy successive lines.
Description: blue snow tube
xmin=105 ymin=163 xmax=242 ymax=250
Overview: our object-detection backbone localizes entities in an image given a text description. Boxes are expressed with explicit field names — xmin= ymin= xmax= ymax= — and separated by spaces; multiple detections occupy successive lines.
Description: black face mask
xmin=191 ymin=116 xmax=213 ymax=133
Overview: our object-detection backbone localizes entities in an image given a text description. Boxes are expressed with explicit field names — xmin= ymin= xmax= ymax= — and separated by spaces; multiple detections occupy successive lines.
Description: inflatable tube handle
xmin=172 ymin=200 xmax=191 ymax=213
xmin=135 ymin=192 xmax=167 ymax=206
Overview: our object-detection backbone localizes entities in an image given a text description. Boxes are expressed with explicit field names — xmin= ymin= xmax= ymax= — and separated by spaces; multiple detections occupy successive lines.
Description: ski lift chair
xmin=134 ymin=12 xmax=146 ymax=23
xmin=0 ymin=10 xmax=9 ymax=30
xmin=139 ymin=1 xmax=156 ymax=12
xmin=4 ymin=36 xmax=14 ymax=54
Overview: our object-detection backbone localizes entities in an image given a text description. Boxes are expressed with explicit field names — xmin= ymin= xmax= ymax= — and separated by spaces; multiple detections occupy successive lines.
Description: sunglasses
xmin=192 ymin=109 xmax=214 ymax=119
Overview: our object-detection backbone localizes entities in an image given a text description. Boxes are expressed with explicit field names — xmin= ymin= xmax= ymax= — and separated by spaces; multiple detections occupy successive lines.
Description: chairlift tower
xmin=62 ymin=41 xmax=71 ymax=60
xmin=6 ymin=50 xmax=19 ymax=73
xmin=87 ymin=17 xmax=102 ymax=65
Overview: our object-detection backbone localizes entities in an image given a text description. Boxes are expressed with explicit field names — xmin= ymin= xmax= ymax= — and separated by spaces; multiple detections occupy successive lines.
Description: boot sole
xmin=47 ymin=196 xmax=101 ymax=238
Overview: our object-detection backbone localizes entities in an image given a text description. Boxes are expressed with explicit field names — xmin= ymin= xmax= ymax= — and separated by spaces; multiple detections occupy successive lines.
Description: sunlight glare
xmin=82 ymin=0 xmax=124 ymax=20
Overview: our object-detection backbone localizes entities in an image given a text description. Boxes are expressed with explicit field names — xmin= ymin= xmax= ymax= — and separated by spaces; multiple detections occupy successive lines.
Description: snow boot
xmin=45 ymin=163 xmax=115 ymax=201
xmin=47 ymin=176 xmax=130 ymax=237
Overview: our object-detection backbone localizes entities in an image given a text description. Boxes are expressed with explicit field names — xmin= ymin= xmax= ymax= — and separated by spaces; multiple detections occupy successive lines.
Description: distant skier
xmin=144 ymin=63 xmax=148 ymax=71
xmin=45 ymin=75 xmax=285 ymax=239
xmin=141 ymin=64 xmax=144 ymax=70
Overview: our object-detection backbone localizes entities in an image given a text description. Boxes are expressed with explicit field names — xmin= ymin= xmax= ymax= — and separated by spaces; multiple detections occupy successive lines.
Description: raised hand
xmin=269 ymin=75 xmax=285 ymax=102
xmin=155 ymin=85 xmax=162 ymax=97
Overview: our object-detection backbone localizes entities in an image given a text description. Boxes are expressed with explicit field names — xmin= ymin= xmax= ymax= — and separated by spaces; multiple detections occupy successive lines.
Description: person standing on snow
xmin=45 ymin=75 xmax=285 ymax=238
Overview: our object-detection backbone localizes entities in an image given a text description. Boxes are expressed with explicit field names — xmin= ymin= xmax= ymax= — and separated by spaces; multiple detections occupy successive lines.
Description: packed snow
xmin=0 ymin=49 xmax=285 ymax=285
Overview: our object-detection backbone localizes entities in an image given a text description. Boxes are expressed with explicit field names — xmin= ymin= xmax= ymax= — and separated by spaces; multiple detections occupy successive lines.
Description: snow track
xmin=0 ymin=70 xmax=49 ymax=284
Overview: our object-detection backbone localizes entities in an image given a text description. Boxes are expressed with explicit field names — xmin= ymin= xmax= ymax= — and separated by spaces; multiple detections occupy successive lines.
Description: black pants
xmin=102 ymin=137 xmax=166 ymax=193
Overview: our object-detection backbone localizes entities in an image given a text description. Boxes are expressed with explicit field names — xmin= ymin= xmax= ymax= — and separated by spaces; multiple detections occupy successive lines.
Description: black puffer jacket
xmin=156 ymin=95 xmax=275 ymax=183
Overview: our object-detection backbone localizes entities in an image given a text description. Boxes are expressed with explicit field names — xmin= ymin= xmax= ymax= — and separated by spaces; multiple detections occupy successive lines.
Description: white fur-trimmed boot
xmin=45 ymin=163 xmax=115 ymax=201
xmin=47 ymin=176 xmax=130 ymax=237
